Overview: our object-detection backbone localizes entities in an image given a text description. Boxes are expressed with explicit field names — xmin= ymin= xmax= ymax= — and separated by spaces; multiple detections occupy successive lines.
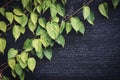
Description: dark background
xmin=1 ymin=0 xmax=120 ymax=80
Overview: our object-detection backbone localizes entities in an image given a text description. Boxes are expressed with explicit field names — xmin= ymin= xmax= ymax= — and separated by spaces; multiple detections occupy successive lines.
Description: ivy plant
xmin=0 ymin=0 xmax=119 ymax=80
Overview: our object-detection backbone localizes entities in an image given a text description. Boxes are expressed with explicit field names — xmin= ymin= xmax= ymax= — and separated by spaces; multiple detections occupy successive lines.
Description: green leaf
xmin=0 ymin=38 xmax=6 ymax=53
xmin=20 ymin=51 xmax=28 ymax=63
xmin=8 ymin=48 xmax=18 ymax=59
xmin=19 ymin=72 xmax=25 ymax=80
xmin=2 ymin=76 xmax=9 ymax=80
xmin=43 ymin=48 xmax=52 ymax=61
xmin=82 ymin=6 xmax=90 ymax=19
xmin=8 ymin=59 xmax=16 ymax=70
xmin=21 ymin=0 xmax=29 ymax=8
xmin=60 ymin=20 xmax=65 ymax=34
xmin=78 ymin=21 xmax=85 ymax=34
xmin=37 ymin=5 xmax=43 ymax=13
xmin=12 ymin=25 xmax=21 ymax=41
xmin=70 ymin=17 xmax=85 ymax=34
xmin=14 ymin=15 xmax=28 ymax=27
xmin=62 ymin=0 xmax=67 ymax=5
xmin=65 ymin=22 xmax=72 ymax=34
xmin=112 ymin=0 xmax=120 ymax=9
xmin=15 ymin=63 xmax=22 ymax=76
xmin=57 ymin=3 xmax=65 ymax=17
xmin=19 ymin=59 xmax=27 ymax=69
xmin=87 ymin=11 xmax=95 ymax=25
xmin=5 ymin=12 xmax=13 ymax=24
xmin=23 ymin=38 xmax=33 ymax=51
xmin=0 ymin=21 xmax=7 ymax=33
xmin=50 ymin=4 xmax=57 ymax=17
xmin=32 ymin=39 xmax=42 ymax=58
xmin=20 ymin=27 xmax=25 ymax=34
xmin=0 ymin=8 xmax=5 ymax=16
xmin=28 ymin=19 xmax=36 ymax=33
xmin=36 ymin=26 xmax=46 ymax=36
xmin=46 ymin=22 xmax=60 ymax=39
xmin=42 ymin=1 xmax=51 ymax=13
xmin=55 ymin=35 xmax=65 ymax=47
xmin=16 ymin=54 xmax=27 ymax=69
xmin=52 ymin=17 xmax=59 ymax=23
xmin=11 ymin=70 xmax=17 ymax=78
xmin=40 ymin=32 xmax=52 ymax=48
xmin=27 ymin=57 xmax=36 ymax=72
xmin=98 ymin=2 xmax=109 ymax=19
xmin=13 ymin=8 xmax=24 ymax=16
xmin=38 ymin=18 xmax=46 ymax=28
xmin=30 ymin=12 xmax=38 ymax=25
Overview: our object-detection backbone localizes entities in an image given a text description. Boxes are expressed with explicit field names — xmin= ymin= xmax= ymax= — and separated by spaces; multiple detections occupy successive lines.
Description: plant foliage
xmin=0 ymin=0 xmax=119 ymax=80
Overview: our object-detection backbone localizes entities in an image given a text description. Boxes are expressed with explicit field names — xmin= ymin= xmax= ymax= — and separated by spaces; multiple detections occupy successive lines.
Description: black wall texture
xmin=1 ymin=0 xmax=120 ymax=80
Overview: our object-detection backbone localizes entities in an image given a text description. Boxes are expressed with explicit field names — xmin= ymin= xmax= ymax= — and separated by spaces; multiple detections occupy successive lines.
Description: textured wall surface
xmin=25 ymin=0 xmax=120 ymax=80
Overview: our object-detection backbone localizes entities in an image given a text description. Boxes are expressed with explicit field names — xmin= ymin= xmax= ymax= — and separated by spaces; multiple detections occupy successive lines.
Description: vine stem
xmin=2 ymin=0 xmax=13 ymax=7
xmin=63 ymin=0 xmax=94 ymax=22
xmin=0 ymin=62 xmax=7 ymax=67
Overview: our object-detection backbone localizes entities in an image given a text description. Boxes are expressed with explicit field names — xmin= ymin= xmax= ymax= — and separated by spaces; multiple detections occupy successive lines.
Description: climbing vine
xmin=0 ymin=0 xmax=119 ymax=80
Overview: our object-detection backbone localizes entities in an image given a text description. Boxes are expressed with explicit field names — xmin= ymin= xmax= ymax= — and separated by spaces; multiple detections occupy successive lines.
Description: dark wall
xmin=26 ymin=0 xmax=120 ymax=80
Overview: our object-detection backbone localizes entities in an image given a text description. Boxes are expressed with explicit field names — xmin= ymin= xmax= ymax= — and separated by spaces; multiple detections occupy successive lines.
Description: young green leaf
xmin=13 ymin=8 xmax=24 ymax=16
xmin=50 ymin=4 xmax=57 ymax=17
xmin=0 ymin=38 xmax=6 ymax=53
xmin=40 ymin=32 xmax=52 ymax=48
xmin=32 ymin=39 xmax=42 ymax=58
xmin=0 ymin=8 xmax=5 ymax=16
xmin=21 ymin=15 xmax=28 ymax=27
xmin=52 ymin=17 xmax=59 ymax=23
xmin=43 ymin=48 xmax=52 ymax=61
xmin=65 ymin=22 xmax=72 ymax=34
xmin=19 ymin=59 xmax=27 ymax=69
xmin=20 ymin=27 xmax=25 ymax=34
xmin=5 ymin=12 xmax=13 ymax=24
xmin=87 ymin=11 xmax=95 ymax=25
xmin=20 ymin=51 xmax=28 ymax=63
xmin=23 ymin=38 xmax=33 ymax=51
xmin=112 ymin=0 xmax=120 ymax=9
xmin=0 ymin=21 xmax=6 ymax=33
xmin=78 ymin=21 xmax=85 ymax=34
xmin=60 ymin=20 xmax=65 ymax=34
xmin=8 ymin=59 xmax=16 ymax=70
xmin=55 ymin=35 xmax=65 ymax=47
xmin=57 ymin=3 xmax=65 ymax=17
xmin=19 ymin=72 xmax=25 ymax=80
xmin=15 ymin=63 xmax=22 ymax=76
xmin=12 ymin=25 xmax=21 ymax=41
xmin=30 ymin=12 xmax=38 ymax=25
xmin=70 ymin=17 xmax=85 ymax=34
xmin=82 ymin=6 xmax=90 ymax=19
xmin=62 ymin=0 xmax=67 ymax=5
xmin=98 ymin=2 xmax=109 ymax=19
xmin=14 ymin=15 xmax=28 ymax=27
xmin=11 ymin=70 xmax=17 ymax=78
xmin=36 ymin=26 xmax=46 ymax=36
xmin=27 ymin=57 xmax=36 ymax=72
xmin=46 ymin=22 xmax=60 ymax=39
xmin=28 ymin=19 xmax=36 ymax=33
xmin=21 ymin=0 xmax=29 ymax=8
xmin=8 ymin=48 xmax=18 ymax=59
xmin=38 ymin=18 xmax=46 ymax=28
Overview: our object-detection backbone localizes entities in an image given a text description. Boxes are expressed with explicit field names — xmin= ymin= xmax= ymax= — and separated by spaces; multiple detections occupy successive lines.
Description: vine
xmin=0 ymin=0 xmax=119 ymax=80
